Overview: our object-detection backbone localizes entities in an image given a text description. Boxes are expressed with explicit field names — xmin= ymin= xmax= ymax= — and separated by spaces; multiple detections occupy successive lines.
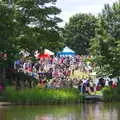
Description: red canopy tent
xmin=38 ymin=54 xmax=50 ymax=59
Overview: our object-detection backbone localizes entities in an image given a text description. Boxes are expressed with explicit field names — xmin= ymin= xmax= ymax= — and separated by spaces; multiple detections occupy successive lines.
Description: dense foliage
xmin=0 ymin=0 xmax=63 ymax=61
xmin=63 ymin=13 xmax=97 ymax=54
xmin=0 ymin=3 xmax=19 ymax=65
xmin=103 ymin=85 xmax=120 ymax=102
xmin=89 ymin=1 xmax=120 ymax=77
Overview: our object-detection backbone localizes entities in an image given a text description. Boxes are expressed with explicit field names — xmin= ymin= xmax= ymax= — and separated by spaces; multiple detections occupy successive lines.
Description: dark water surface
xmin=0 ymin=102 xmax=119 ymax=120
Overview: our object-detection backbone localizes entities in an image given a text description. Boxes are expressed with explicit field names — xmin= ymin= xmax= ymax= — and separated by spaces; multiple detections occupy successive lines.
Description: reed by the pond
xmin=3 ymin=87 xmax=83 ymax=105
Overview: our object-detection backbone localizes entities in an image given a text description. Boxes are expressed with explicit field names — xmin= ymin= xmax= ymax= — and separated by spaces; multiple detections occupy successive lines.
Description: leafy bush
xmin=103 ymin=86 xmax=120 ymax=102
xmin=102 ymin=87 xmax=113 ymax=102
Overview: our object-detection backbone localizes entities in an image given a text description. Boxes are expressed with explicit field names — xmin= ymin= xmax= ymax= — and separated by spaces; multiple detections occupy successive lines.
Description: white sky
xmin=56 ymin=0 xmax=118 ymax=27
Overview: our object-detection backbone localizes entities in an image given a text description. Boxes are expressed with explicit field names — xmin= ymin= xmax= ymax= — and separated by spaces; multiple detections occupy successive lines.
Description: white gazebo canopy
xmin=44 ymin=49 xmax=54 ymax=55
xmin=62 ymin=46 xmax=75 ymax=53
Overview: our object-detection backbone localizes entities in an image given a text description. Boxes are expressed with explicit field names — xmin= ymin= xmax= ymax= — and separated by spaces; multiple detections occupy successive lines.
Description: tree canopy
xmin=0 ymin=0 xmax=63 ymax=63
xmin=14 ymin=0 xmax=63 ymax=52
xmin=62 ymin=13 xmax=97 ymax=55
xmin=89 ymin=1 xmax=120 ymax=77
xmin=0 ymin=2 xmax=18 ymax=67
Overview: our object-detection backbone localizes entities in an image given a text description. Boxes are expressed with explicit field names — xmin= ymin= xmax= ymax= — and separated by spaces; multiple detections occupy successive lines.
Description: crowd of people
xmin=14 ymin=53 xmax=118 ymax=94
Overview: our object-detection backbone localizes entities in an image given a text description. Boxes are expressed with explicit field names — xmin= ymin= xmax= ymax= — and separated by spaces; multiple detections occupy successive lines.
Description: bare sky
xmin=56 ymin=0 xmax=118 ymax=26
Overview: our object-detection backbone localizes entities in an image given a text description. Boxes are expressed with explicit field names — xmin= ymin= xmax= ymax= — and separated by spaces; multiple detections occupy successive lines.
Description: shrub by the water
xmin=3 ymin=87 xmax=83 ymax=105
xmin=103 ymin=85 xmax=120 ymax=102
xmin=102 ymin=87 xmax=113 ymax=102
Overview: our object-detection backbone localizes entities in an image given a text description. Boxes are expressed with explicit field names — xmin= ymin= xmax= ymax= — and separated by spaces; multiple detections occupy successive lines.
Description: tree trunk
xmin=0 ymin=67 xmax=6 ymax=83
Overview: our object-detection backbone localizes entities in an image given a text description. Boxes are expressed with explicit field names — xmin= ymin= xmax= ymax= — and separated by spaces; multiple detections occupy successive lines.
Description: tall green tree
xmin=0 ymin=0 xmax=63 ymax=63
xmin=89 ymin=1 xmax=120 ymax=77
xmin=2 ymin=0 xmax=63 ymax=52
xmin=0 ymin=0 xmax=63 ymax=57
xmin=0 ymin=2 xmax=19 ymax=81
xmin=63 ymin=13 xmax=97 ymax=54
xmin=0 ymin=2 xmax=19 ymax=64
xmin=14 ymin=0 xmax=63 ymax=52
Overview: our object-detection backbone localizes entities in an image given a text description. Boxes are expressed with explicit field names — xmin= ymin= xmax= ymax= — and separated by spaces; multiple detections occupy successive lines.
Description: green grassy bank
xmin=2 ymin=87 xmax=83 ymax=105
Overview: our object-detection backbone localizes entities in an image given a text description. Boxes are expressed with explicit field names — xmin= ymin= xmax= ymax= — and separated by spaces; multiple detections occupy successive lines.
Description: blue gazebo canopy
xmin=57 ymin=46 xmax=76 ymax=56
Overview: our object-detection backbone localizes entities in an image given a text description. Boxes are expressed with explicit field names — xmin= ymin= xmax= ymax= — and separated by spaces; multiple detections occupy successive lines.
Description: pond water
xmin=0 ymin=102 xmax=120 ymax=120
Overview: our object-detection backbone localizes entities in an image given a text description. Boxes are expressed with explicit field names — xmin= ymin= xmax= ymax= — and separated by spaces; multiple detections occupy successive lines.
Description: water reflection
xmin=0 ymin=103 xmax=119 ymax=120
